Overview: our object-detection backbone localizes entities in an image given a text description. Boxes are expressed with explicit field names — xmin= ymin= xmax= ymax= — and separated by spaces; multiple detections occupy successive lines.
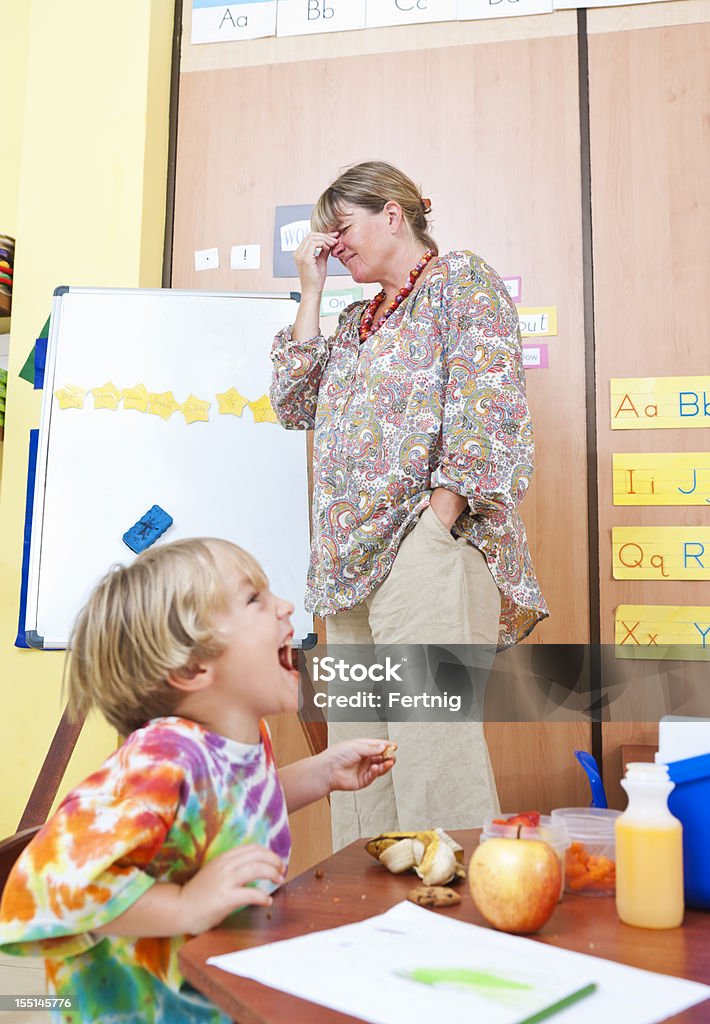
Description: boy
xmin=0 ymin=538 xmax=395 ymax=1023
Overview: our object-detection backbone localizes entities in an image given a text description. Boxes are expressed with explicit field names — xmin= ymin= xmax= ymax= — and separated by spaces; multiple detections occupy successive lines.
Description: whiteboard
xmin=25 ymin=287 xmax=313 ymax=648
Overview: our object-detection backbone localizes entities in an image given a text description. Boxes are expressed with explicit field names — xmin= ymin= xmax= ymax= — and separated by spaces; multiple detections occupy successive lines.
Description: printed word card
xmin=611 ymin=376 xmax=710 ymax=430
xmin=320 ymin=288 xmax=364 ymax=317
xmin=613 ymin=453 xmax=710 ymax=506
xmin=616 ymin=606 xmax=710 ymax=661
xmin=502 ymin=276 xmax=522 ymax=301
xmin=517 ymin=307 xmax=557 ymax=337
xmin=612 ymin=527 xmax=710 ymax=581
xmin=522 ymin=344 xmax=548 ymax=369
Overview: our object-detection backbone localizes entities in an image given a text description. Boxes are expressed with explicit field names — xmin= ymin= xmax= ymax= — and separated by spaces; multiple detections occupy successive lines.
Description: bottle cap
xmin=625 ymin=762 xmax=670 ymax=779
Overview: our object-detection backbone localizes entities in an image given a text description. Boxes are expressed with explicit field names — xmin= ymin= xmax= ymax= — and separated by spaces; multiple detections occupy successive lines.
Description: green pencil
xmin=518 ymin=982 xmax=598 ymax=1023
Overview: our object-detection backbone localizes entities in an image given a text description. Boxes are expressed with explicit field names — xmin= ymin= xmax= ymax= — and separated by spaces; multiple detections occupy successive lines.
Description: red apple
xmin=469 ymin=838 xmax=561 ymax=934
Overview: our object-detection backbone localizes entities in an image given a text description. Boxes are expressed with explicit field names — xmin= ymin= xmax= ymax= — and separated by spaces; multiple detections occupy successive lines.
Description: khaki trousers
xmin=328 ymin=506 xmax=501 ymax=850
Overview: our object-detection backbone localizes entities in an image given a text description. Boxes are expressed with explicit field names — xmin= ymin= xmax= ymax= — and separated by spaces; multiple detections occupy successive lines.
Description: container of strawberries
xmin=481 ymin=811 xmax=570 ymax=902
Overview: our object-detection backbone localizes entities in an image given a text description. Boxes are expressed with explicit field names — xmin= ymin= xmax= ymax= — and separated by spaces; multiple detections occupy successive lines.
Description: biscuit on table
xmin=407 ymin=885 xmax=461 ymax=908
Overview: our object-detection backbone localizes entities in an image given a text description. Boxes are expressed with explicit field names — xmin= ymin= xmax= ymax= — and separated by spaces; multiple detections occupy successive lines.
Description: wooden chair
xmin=0 ymin=827 xmax=40 ymax=897
xmin=0 ymin=705 xmax=84 ymax=898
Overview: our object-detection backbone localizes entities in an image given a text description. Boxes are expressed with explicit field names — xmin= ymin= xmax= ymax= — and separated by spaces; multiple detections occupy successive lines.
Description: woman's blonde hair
xmin=66 ymin=538 xmax=267 ymax=736
xmin=312 ymin=161 xmax=436 ymax=251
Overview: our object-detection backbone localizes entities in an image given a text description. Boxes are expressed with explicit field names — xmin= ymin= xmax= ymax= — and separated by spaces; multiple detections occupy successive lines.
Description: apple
xmin=469 ymin=838 xmax=561 ymax=934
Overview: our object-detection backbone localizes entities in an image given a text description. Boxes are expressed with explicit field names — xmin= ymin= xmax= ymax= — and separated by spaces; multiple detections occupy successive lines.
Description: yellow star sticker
xmin=216 ymin=387 xmax=249 ymax=417
xmin=91 ymin=381 xmax=123 ymax=410
xmin=248 ymin=393 xmax=277 ymax=424
xmin=122 ymin=383 xmax=150 ymax=412
xmin=54 ymin=384 xmax=87 ymax=410
xmin=181 ymin=394 xmax=211 ymax=425
xmin=148 ymin=390 xmax=180 ymax=420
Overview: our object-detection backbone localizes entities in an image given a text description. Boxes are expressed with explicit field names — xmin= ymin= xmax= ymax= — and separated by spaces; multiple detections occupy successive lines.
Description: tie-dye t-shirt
xmin=0 ymin=716 xmax=291 ymax=1023
xmin=270 ymin=250 xmax=548 ymax=649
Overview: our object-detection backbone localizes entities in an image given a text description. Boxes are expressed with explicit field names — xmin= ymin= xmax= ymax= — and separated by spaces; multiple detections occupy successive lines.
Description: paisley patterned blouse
xmin=271 ymin=250 xmax=548 ymax=648
xmin=0 ymin=717 xmax=290 ymax=1024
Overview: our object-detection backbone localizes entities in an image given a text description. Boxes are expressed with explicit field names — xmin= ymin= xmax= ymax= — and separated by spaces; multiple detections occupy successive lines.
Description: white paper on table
xmin=208 ymin=901 xmax=709 ymax=1024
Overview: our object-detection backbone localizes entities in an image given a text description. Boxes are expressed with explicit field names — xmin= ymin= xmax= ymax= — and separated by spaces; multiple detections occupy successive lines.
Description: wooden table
xmin=179 ymin=830 xmax=710 ymax=1024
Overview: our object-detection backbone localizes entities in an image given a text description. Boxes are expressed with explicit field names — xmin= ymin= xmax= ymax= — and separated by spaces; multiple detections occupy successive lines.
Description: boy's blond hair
xmin=67 ymin=538 xmax=267 ymax=736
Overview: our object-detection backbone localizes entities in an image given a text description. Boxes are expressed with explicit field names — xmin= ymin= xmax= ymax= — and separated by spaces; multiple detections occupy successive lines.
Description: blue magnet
xmin=123 ymin=505 xmax=173 ymax=554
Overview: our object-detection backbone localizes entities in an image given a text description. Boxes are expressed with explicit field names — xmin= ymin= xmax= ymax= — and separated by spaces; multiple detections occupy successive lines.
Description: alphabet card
xmin=613 ymin=453 xmax=710 ymax=506
xmin=458 ymin=0 xmax=552 ymax=20
xmin=616 ymin=605 xmax=710 ymax=661
xmin=191 ymin=0 xmax=278 ymax=44
xmin=365 ymin=0 xmax=458 ymax=29
xmin=555 ymin=0 xmax=670 ymax=8
xmin=611 ymin=376 xmax=710 ymax=430
xmin=612 ymin=527 xmax=710 ymax=581
xmin=277 ymin=0 xmax=366 ymax=35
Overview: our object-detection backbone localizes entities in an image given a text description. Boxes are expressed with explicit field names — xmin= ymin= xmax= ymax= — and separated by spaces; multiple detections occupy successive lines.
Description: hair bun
xmin=420 ymin=197 xmax=432 ymax=214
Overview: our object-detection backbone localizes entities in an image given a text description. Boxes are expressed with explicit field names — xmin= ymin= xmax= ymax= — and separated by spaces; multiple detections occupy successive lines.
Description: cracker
xmin=407 ymin=885 xmax=461 ymax=908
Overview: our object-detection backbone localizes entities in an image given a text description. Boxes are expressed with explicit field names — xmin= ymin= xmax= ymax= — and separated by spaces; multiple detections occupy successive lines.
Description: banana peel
xmin=366 ymin=829 xmax=466 ymax=886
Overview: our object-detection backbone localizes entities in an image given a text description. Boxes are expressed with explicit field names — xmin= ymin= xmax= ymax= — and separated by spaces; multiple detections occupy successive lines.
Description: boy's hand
xmin=324 ymin=739 xmax=397 ymax=793
xmin=179 ymin=845 xmax=286 ymax=934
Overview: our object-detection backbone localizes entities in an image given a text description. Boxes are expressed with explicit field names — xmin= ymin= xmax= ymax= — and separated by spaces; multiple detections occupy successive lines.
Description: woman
xmin=271 ymin=161 xmax=548 ymax=849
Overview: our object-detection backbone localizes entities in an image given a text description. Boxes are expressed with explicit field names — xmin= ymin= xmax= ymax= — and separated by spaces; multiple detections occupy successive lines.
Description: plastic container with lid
xmin=550 ymin=806 xmax=620 ymax=897
xmin=481 ymin=813 xmax=570 ymax=901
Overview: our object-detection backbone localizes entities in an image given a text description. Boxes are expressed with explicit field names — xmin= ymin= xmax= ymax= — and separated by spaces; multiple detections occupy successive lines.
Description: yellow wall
xmin=0 ymin=5 xmax=30 ymax=239
xmin=0 ymin=0 xmax=174 ymax=836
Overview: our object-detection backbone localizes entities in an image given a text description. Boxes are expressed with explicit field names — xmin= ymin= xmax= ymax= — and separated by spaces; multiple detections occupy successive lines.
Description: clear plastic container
xmin=481 ymin=814 xmax=570 ymax=901
xmin=551 ymin=807 xmax=621 ymax=897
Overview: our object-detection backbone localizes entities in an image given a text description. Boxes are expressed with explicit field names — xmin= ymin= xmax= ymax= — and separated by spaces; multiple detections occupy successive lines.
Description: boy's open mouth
xmin=278 ymin=638 xmax=297 ymax=673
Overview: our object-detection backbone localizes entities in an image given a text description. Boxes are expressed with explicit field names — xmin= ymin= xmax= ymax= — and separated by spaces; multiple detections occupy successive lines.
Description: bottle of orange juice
xmin=615 ymin=762 xmax=684 ymax=929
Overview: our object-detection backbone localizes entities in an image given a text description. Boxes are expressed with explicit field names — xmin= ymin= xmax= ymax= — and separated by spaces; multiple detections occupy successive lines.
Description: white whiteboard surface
xmin=26 ymin=287 xmax=312 ymax=648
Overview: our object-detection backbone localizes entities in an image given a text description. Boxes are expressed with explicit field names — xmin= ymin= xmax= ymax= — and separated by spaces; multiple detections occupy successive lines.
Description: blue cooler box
xmin=667 ymin=751 xmax=710 ymax=910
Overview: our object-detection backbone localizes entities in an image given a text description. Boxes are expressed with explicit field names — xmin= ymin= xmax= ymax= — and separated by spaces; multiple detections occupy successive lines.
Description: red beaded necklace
xmin=359 ymin=248 xmax=438 ymax=343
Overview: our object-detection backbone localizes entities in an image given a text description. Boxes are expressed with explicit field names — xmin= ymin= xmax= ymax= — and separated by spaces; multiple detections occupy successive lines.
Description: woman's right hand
xmin=294 ymin=231 xmax=339 ymax=296
xmin=178 ymin=844 xmax=286 ymax=934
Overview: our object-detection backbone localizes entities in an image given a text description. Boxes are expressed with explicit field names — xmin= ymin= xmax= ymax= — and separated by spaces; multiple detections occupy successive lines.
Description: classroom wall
xmin=172 ymin=0 xmax=710 ymax=845
xmin=1 ymin=0 xmax=706 ymax=843
xmin=0 ymin=5 xmax=31 ymax=394
xmin=0 ymin=0 xmax=174 ymax=837
xmin=173 ymin=4 xmax=594 ymax=847
xmin=0 ymin=7 xmax=29 ymax=248
xmin=587 ymin=4 xmax=710 ymax=806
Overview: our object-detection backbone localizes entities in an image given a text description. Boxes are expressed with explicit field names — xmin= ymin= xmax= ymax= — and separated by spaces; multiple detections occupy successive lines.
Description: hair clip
xmin=421 ymin=197 xmax=432 ymax=214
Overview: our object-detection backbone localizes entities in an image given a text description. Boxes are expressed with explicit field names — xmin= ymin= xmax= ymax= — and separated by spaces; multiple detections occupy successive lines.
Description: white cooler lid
xmin=656 ymin=715 xmax=710 ymax=764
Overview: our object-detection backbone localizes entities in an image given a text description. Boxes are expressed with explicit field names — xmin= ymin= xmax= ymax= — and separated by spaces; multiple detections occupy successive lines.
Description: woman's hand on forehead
xmin=293 ymin=231 xmax=339 ymax=294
